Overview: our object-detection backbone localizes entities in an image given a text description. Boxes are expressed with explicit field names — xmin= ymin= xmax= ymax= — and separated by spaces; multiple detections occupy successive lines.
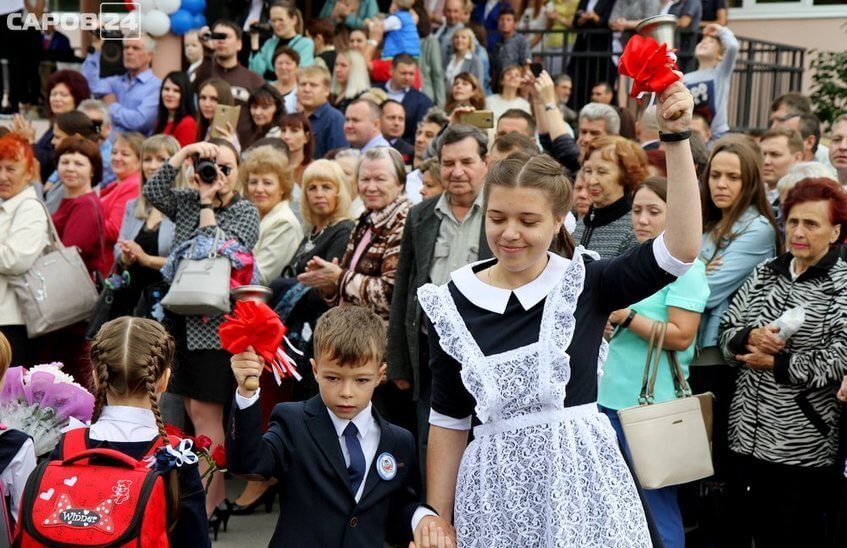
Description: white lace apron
xmin=418 ymin=248 xmax=652 ymax=547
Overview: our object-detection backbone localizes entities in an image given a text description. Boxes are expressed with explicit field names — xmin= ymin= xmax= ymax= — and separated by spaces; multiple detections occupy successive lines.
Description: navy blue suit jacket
xmin=382 ymin=85 xmax=433 ymax=145
xmin=227 ymin=395 xmax=421 ymax=548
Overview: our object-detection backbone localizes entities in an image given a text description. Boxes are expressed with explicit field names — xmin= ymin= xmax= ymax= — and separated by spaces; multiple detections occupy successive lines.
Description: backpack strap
xmin=141 ymin=435 xmax=183 ymax=460
xmin=61 ymin=428 xmax=89 ymax=460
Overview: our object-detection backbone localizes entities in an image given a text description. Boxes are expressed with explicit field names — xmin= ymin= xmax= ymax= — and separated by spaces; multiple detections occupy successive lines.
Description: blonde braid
xmin=89 ymin=340 xmax=112 ymax=423
xmin=145 ymin=337 xmax=169 ymax=444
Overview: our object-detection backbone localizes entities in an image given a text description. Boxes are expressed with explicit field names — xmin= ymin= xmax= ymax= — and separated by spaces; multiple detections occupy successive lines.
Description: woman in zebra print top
xmin=719 ymin=177 xmax=847 ymax=548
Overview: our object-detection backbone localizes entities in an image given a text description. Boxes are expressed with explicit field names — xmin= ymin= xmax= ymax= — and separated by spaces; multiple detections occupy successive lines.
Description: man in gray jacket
xmin=387 ymin=124 xmax=492 ymax=477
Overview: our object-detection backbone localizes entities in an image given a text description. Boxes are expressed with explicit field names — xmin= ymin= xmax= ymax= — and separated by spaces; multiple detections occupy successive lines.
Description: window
xmin=730 ymin=0 xmax=846 ymax=18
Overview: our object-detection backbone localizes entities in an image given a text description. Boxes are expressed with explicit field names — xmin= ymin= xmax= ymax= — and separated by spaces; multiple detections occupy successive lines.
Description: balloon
xmin=136 ymin=0 xmax=156 ymax=12
xmin=180 ymin=0 xmax=205 ymax=15
xmin=156 ymin=0 xmax=181 ymax=15
xmin=193 ymin=13 xmax=207 ymax=29
xmin=143 ymin=10 xmax=171 ymax=37
xmin=169 ymin=10 xmax=194 ymax=36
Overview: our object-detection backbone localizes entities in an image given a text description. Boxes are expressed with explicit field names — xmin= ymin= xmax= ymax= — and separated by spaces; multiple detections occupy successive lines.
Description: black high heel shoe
xmin=227 ymin=486 xmax=277 ymax=516
xmin=208 ymin=503 xmax=231 ymax=541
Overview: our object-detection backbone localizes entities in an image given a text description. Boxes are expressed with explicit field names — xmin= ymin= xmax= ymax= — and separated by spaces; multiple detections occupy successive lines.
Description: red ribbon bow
xmin=218 ymin=300 xmax=301 ymax=382
xmin=618 ymin=35 xmax=680 ymax=98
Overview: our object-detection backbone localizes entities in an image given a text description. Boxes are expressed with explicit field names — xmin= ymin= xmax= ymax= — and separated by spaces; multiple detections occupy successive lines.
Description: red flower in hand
xmin=211 ymin=445 xmax=227 ymax=469
xmin=219 ymin=300 xmax=287 ymax=367
xmin=618 ymin=35 xmax=680 ymax=98
xmin=194 ymin=435 xmax=213 ymax=452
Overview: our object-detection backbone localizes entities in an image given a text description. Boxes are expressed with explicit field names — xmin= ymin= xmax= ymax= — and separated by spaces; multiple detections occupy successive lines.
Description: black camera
xmin=194 ymin=156 xmax=218 ymax=184
xmin=250 ymin=22 xmax=272 ymax=32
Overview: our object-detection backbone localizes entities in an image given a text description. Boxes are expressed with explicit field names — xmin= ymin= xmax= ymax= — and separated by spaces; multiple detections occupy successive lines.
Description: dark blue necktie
xmin=343 ymin=422 xmax=366 ymax=495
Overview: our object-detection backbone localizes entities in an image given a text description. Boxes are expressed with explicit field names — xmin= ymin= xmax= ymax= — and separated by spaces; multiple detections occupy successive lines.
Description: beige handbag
xmin=617 ymin=322 xmax=714 ymax=489
xmin=7 ymin=199 xmax=98 ymax=338
xmin=161 ymin=229 xmax=232 ymax=316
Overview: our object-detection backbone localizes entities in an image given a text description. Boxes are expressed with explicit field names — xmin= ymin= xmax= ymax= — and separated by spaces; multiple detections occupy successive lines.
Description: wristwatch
xmin=544 ymin=102 xmax=558 ymax=111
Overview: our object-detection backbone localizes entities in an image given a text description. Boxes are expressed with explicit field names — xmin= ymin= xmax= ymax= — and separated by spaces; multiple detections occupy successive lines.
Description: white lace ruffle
xmin=418 ymin=248 xmax=651 ymax=547
xmin=456 ymin=412 xmax=652 ymax=547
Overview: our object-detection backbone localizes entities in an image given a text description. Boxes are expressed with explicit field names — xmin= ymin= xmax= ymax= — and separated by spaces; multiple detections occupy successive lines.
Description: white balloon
xmin=137 ymin=0 xmax=156 ymax=12
xmin=156 ymin=0 xmax=181 ymax=15
xmin=143 ymin=10 xmax=171 ymax=37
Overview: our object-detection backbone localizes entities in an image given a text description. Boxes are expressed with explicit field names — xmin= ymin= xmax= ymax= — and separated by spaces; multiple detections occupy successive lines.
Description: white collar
xmin=451 ymin=252 xmax=572 ymax=314
xmin=327 ymin=403 xmax=376 ymax=440
xmin=386 ymin=80 xmax=408 ymax=95
xmin=98 ymin=405 xmax=159 ymax=428
xmin=88 ymin=405 xmax=161 ymax=443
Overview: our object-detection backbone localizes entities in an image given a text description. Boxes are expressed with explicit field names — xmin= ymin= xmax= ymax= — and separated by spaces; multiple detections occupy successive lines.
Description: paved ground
xmin=212 ymin=478 xmax=277 ymax=547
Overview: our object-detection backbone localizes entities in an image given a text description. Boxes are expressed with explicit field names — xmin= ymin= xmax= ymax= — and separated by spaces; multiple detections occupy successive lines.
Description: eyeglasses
xmin=49 ymin=90 xmax=71 ymax=98
xmin=217 ymin=164 xmax=233 ymax=176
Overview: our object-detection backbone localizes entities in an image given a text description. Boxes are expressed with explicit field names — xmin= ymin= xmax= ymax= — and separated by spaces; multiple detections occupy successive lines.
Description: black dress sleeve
xmin=589 ymin=239 xmax=677 ymax=314
xmin=427 ymin=315 xmax=476 ymax=420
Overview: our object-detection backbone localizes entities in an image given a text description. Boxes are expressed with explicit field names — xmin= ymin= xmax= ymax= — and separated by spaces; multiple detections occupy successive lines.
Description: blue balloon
xmin=169 ymin=9 xmax=194 ymax=35
xmin=192 ymin=13 xmax=206 ymax=29
xmin=181 ymin=0 xmax=205 ymax=15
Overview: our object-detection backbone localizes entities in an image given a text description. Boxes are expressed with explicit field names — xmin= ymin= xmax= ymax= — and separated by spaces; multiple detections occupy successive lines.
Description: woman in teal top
xmin=696 ymin=136 xmax=782 ymax=352
xmin=320 ymin=0 xmax=379 ymax=31
xmin=598 ymin=176 xmax=710 ymax=548
xmin=249 ymin=3 xmax=315 ymax=80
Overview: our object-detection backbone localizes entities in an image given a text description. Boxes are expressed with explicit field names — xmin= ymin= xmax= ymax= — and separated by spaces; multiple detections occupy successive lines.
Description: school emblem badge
xmin=376 ymin=452 xmax=397 ymax=481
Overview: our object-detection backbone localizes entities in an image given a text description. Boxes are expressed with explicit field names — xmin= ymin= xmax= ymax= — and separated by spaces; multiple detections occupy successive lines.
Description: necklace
xmin=302 ymin=225 xmax=328 ymax=253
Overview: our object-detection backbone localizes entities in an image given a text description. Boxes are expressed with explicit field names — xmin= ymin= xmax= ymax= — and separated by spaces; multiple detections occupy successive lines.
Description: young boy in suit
xmin=228 ymin=305 xmax=453 ymax=547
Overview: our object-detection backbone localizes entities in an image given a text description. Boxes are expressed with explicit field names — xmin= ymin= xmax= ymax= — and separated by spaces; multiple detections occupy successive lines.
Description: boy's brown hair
xmin=0 ymin=332 xmax=11 ymax=378
xmin=313 ymin=306 xmax=386 ymax=368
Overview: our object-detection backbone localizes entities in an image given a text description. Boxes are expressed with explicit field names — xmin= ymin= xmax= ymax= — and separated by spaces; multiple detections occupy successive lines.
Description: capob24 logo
xmin=5 ymin=3 xmax=140 ymax=39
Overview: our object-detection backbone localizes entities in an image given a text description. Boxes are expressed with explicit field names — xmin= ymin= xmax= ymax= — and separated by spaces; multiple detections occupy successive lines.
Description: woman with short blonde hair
xmin=239 ymin=145 xmax=302 ymax=285
xmin=300 ymin=159 xmax=352 ymax=228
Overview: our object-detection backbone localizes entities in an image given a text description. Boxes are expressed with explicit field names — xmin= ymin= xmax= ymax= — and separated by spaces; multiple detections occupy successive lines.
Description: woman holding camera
xmin=143 ymin=139 xmax=260 ymax=529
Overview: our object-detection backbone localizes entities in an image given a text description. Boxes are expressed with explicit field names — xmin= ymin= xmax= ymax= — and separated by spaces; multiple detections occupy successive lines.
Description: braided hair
xmin=89 ymin=317 xmax=180 ymax=527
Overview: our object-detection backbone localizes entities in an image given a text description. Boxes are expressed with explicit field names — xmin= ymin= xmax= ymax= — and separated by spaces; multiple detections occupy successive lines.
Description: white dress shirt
xmin=327 ymin=404 xmax=380 ymax=502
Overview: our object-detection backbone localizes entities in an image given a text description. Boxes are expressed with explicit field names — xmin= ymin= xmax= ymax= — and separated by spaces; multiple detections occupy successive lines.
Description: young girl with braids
xmin=50 ymin=317 xmax=210 ymax=546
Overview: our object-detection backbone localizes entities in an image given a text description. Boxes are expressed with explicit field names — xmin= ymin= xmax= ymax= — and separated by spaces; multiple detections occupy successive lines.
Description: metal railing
xmin=518 ymin=28 xmax=806 ymax=132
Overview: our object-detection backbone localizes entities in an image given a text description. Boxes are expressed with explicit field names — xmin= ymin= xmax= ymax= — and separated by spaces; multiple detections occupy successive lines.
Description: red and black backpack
xmin=16 ymin=429 xmax=178 ymax=547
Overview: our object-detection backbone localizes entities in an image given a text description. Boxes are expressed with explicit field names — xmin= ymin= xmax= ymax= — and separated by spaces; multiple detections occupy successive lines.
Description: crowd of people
xmin=1 ymin=0 xmax=847 ymax=545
